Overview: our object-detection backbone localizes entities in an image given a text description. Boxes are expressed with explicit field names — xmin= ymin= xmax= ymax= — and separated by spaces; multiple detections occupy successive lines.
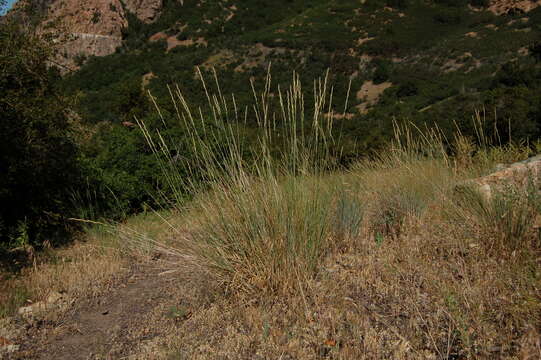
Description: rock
xmin=0 ymin=319 xmax=22 ymax=345
xmin=17 ymin=291 xmax=65 ymax=319
xmin=0 ymin=336 xmax=20 ymax=355
xmin=1 ymin=344 xmax=20 ymax=354
xmin=461 ymin=155 xmax=541 ymax=201
xmin=46 ymin=291 xmax=63 ymax=304
xmin=488 ymin=0 xmax=541 ymax=16
xmin=0 ymin=336 xmax=13 ymax=346
xmin=9 ymin=0 xmax=164 ymax=70
xmin=18 ymin=301 xmax=48 ymax=317
xmin=0 ymin=342 xmax=20 ymax=356
xmin=477 ymin=183 xmax=492 ymax=200
xmin=124 ymin=0 xmax=163 ymax=24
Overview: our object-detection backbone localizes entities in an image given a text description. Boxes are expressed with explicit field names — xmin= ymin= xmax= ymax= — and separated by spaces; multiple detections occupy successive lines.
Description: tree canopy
xmin=0 ymin=9 xmax=82 ymax=249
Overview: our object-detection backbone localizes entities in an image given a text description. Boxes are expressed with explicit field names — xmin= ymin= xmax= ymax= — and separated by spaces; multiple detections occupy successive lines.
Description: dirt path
xmin=9 ymin=256 xmax=187 ymax=359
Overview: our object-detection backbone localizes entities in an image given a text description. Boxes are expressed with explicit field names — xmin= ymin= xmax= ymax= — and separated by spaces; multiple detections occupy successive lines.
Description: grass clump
xmin=138 ymin=68 xmax=361 ymax=294
xmin=451 ymin=181 xmax=540 ymax=253
xmin=184 ymin=176 xmax=338 ymax=294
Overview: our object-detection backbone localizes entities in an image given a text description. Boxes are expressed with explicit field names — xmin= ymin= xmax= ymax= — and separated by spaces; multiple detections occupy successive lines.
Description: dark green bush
xmin=386 ymin=0 xmax=409 ymax=9
xmin=0 ymin=21 xmax=83 ymax=249
xmin=434 ymin=0 xmax=467 ymax=7
xmin=373 ymin=59 xmax=392 ymax=84
xmin=530 ymin=41 xmax=541 ymax=63
xmin=397 ymin=81 xmax=419 ymax=97
xmin=434 ymin=9 xmax=462 ymax=24
xmin=469 ymin=0 xmax=489 ymax=7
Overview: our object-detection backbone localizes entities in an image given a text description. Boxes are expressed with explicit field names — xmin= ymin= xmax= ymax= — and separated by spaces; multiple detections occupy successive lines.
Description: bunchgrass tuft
xmin=136 ymin=67 xmax=541 ymax=296
xmin=450 ymin=181 xmax=540 ymax=253
xmin=136 ymin=68 xmax=355 ymax=294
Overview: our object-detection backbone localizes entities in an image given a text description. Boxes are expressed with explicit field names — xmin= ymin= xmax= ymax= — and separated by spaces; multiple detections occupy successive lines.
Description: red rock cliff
xmin=10 ymin=0 xmax=163 ymax=70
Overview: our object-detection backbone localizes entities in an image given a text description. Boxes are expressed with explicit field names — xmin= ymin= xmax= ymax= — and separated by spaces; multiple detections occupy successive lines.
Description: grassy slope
xmin=5 ymin=69 xmax=540 ymax=358
xmin=3 ymin=136 xmax=539 ymax=358
xmin=3 ymin=5 xmax=540 ymax=356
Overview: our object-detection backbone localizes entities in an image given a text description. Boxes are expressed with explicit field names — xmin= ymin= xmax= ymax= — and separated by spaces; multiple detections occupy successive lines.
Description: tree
xmin=530 ymin=41 xmax=541 ymax=63
xmin=0 ymin=7 xmax=82 ymax=249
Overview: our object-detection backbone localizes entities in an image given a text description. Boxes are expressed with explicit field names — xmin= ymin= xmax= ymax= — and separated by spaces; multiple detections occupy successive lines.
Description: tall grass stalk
xmin=135 ymin=68 xmax=538 ymax=294
xmin=136 ymin=68 xmax=358 ymax=294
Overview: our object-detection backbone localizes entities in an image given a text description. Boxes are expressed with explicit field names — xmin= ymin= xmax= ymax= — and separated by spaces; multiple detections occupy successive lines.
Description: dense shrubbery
xmin=0 ymin=19 xmax=82 ymax=249
xmin=433 ymin=8 xmax=462 ymax=24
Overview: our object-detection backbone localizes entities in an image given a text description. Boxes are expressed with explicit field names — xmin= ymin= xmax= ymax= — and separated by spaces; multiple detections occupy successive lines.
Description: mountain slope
xmin=8 ymin=0 xmax=540 ymax=215
xmin=60 ymin=0 xmax=541 ymax=124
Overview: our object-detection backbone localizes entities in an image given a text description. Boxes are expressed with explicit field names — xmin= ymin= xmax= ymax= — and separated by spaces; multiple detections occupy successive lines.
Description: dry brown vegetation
xmin=158 ymin=147 xmax=540 ymax=359
xmin=2 ymin=73 xmax=540 ymax=359
xmin=2 ymin=145 xmax=540 ymax=358
xmin=0 ymin=212 xmax=181 ymax=319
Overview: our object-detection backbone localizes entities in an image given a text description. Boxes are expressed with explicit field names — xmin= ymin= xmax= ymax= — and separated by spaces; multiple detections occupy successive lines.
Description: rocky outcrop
xmin=17 ymin=291 xmax=67 ymax=320
xmin=488 ymin=0 xmax=541 ymax=15
xmin=10 ymin=0 xmax=164 ymax=70
xmin=42 ymin=0 xmax=128 ymax=37
xmin=466 ymin=155 xmax=541 ymax=200
xmin=40 ymin=0 xmax=127 ymax=69
xmin=65 ymin=32 xmax=123 ymax=56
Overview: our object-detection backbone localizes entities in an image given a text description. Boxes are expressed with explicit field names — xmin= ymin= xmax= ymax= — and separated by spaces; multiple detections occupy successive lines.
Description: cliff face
xmin=488 ymin=0 xmax=541 ymax=15
xmin=43 ymin=0 xmax=128 ymax=37
xmin=13 ymin=0 xmax=164 ymax=70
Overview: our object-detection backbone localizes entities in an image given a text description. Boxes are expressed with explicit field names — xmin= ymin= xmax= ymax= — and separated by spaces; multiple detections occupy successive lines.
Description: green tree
xmin=530 ymin=41 xmax=541 ymax=63
xmin=0 ymin=7 xmax=82 ymax=249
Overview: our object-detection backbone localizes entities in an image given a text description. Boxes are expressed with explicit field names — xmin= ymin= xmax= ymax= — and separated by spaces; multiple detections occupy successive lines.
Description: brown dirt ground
xmin=6 ymin=255 xmax=197 ymax=360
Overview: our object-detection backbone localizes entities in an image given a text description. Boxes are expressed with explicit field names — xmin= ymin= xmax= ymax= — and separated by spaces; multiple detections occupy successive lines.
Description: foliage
xmin=0 ymin=15 xmax=82 ymax=249
xmin=372 ymin=59 xmax=392 ymax=84
xmin=532 ymin=41 xmax=541 ymax=63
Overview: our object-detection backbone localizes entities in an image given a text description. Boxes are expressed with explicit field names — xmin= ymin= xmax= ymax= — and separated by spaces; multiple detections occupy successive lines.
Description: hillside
xmin=1 ymin=2 xmax=541 ymax=356
xmin=59 ymin=0 xmax=541 ymax=131
xmin=3 ymin=0 xmax=540 ymax=242
xmin=8 ymin=0 xmax=537 ymax=216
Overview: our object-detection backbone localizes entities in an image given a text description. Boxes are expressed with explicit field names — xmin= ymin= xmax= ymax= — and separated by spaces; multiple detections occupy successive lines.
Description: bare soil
xmin=7 ymin=256 xmax=188 ymax=360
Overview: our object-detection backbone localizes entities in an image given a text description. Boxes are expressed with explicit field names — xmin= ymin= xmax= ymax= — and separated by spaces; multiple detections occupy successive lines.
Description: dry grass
xmin=161 ymin=145 xmax=540 ymax=359
xmin=0 ymin=211 xmax=176 ymax=318
xmin=1 ymin=233 xmax=124 ymax=317
xmin=131 ymin=70 xmax=540 ymax=358
xmin=2 ymin=71 xmax=540 ymax=359
xmin=19 ymin=240 xmax=124 ymax=301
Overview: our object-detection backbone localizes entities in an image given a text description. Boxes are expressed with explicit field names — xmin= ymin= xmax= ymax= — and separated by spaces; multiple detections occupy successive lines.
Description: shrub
xmin=434 ymin=0 xmax=467 ymax=7
xmin=0 ymin=20 xmax=82 ymax=249
xmin=469 ymin=0 xmax=489 ymax=7
xmin=396 ymin=81 xmax=418 ymax=97
xmin=531 ymin=41 xmax=541 ymax=63
xmin=434 ymin=9 xmax=462 ymax=25
xmin=386 ymin=0 xmax=409 ymax=9
xmin=372 ymin=59 xmax=392 ymax=84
